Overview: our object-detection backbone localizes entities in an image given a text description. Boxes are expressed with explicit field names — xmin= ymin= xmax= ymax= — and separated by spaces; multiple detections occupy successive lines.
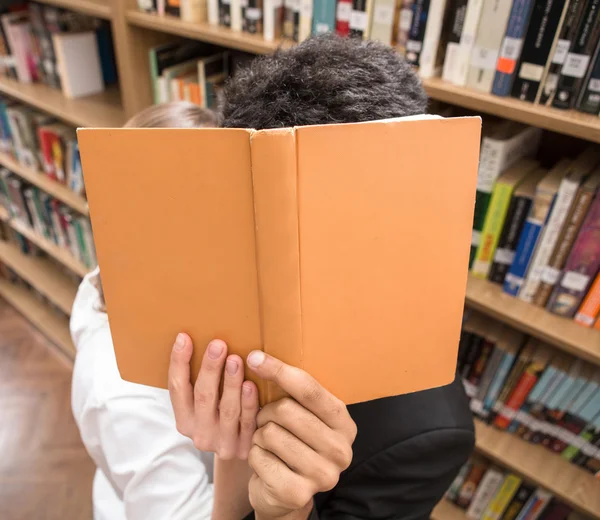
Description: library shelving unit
xmin=0 ymin=1 xmax=598 ymax=517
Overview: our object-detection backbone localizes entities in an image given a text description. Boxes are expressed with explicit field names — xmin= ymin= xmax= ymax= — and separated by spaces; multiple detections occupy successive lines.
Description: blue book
xmin=312 ymin=0 xmax=337 ymax=34
xmin=483 ymin=349 xmax=517 ymax=412
xmin=492 ymin=0 xmax=536 ymax=96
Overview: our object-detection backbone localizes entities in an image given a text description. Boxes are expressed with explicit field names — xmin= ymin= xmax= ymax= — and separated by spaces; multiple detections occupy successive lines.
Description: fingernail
xmin=174 ymin=333 xmax=186 ymax=352
xmin=226 ymin=358 xmax=238 ymax=375
xmin=247 ymin=351 xmax=265 ymax=369
xmin=242 ymin=383 xmax=252 ymax=396
xmin=208 ymin=340 xmax=224 ymax=359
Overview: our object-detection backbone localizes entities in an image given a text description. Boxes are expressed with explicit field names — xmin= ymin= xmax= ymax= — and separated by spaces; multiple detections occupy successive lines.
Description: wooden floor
xmin=0 ymin=297 xmax=95 ymax=520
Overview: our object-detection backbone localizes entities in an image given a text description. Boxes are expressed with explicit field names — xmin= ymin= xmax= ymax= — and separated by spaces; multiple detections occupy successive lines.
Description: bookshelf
xmin=431 ymin=499 xmax=466 ymax=520
xmin=0 ymin=152 xmax=88 ymax=215
xmin=0 ymin=278 xmax=75 ymax=360
xmin=35 ymin=0 xmax=112 ymax=19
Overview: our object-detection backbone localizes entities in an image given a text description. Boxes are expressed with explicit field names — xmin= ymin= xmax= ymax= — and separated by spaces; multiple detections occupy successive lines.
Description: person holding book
xmin=70 ymin=102 xmax=219 ymax=520
xmin=167 ymin=35 xmax=475 ymax=520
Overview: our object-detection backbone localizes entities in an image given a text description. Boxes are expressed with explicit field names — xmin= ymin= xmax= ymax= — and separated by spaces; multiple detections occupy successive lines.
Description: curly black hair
xmin=220 ymin=34 xmax=428 ymax=129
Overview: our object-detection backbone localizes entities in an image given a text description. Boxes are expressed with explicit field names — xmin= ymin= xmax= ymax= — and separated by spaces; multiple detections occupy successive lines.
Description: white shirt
xmin=70 ymin=269 xmax=214 ymax=520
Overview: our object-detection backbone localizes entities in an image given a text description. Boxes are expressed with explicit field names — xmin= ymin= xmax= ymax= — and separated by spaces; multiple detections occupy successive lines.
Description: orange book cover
xmin=77 ymin=115 xmax=481 ymax=405
xmin=574 ymin=271 xmax=600 ymax=327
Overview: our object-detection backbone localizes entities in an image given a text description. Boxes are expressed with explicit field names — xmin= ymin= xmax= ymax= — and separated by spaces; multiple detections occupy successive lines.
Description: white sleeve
xmin=80 ymin=393 xmax=214 ymax=520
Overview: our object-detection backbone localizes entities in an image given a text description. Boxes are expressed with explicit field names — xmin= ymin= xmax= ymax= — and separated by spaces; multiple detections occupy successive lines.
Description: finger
xmin=257 ymin=398 xmax=353 ymax=470
xmin=217 ymin=354 xmax=244 ymax=459
xmin=253 ymin=421 xmax=339 ymax=491
xmin=246 ymin=351 xmax=351 ymax=433
xmin=248 ymin=446 xmax=313 ymax=513
xmin=168 ymin=333 xmax=194 ymax=436
xmin=193 ymin=339 xmax=227 ymax=431
xmin=237 ymin=381 xmax=259 ymax=459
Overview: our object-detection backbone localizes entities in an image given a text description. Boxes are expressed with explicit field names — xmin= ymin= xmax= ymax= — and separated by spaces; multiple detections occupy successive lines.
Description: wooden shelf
xmin=431 ymin=499 xmax=467 ymax=520
xmin=0 ymin=77 xmax=125 ymax=128
xmin=0 ymin=204 xmax=8 ymax=221
xmin=0 ymin=240 xmax=77 ymax=315
xmin=126 ymin=10 xmax=291 ymax=54
xmin=7 ymin=219 xmax=89 ymax=278
xmin=465 ymin=275 xmax=600 ymax=366
xmin=35 ymin=0 xmax=112 ymax=19
xmin=474 ymin=419 xmax=600 ymax=518
xmin=0 ymin=152 xmax=88 ymax=215
xmin=0 ymin=278 xmax=75 ymax=361
xmin=423 ymin=77 xmax=600 ymax=143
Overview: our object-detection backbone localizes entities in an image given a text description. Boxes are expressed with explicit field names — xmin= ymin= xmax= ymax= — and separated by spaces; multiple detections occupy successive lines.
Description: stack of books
xmin=458 ymin=310 xmax=600 ymax=478
xmin=138 ymin=0 xmax=600 ymax=117
xmin=0 ymin=2 xmax=117 ymax=99
xmin=446 ymin=453 xmax=583 ymax=520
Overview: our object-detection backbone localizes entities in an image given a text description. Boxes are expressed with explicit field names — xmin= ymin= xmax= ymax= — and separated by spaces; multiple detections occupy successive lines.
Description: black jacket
xmin=245 ymin=374 xmax=474 ymax=520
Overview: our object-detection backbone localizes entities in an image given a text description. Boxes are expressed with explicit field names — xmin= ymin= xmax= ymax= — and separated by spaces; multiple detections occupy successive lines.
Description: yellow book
xmin=482 ymin=473 xmax=522 ymax=520
xmin=472 ymin=159 xmax=539 ymax=278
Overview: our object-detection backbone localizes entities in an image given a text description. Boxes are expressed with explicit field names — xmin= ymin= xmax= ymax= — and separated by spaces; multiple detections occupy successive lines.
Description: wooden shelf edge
xmin=431 ymin=499 xmax=467 ymax=520
xmin=35 ymin=0 xmax=112 ymax=19
xmin=0 ymin=278 xmax=75 ymax=362
xmin=422 ymin=77 xmax=600 ymax=144
xmin=465 ymin=275 xmax=600 ymax=366
xmin=0 ymin=240 xmax=77 ymax=315
xmin=474 ymin=419 xmax=600 ymax=518
xmin=0 ymin=152 xmax=89 ymax=215
xmin=0 ymin=78 xmax=125 ymax=128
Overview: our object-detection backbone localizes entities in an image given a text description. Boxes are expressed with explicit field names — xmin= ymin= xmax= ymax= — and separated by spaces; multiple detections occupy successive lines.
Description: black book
xmin=165 ymin=0 xmax=181 ymax=16
xmin=244 ymin=0 xmax=263 ymax=34
xmin=460 ymin=333 xmax=484 ymax=381
xmin=553 ymin=0 xmax=600 ymax=109
xmin=502 ymin=483 xmax=536 ymax=520
xmin=457 ymin=329 xmax=475 ymax=370
xmin=510 ymin=0 xmax=571 ymax=102
xmin=538 ymin=0 xmax=588 ymax=105
xmin=405 ymin=0 xmax=431 ymax=67
xmin=348 ymin=0 xmax=370 ymax=40
xmin=576 ymin=38 xmax=600 ymax=114
xmin=441 ymin=0 xmax=469 ymax=81
xmin=219 ymin=0 xmax=232 ymax=27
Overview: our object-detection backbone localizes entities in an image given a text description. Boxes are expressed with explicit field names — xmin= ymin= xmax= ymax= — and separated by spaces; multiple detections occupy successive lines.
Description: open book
xmin=77 ymin=115 xmax=481 ymax=405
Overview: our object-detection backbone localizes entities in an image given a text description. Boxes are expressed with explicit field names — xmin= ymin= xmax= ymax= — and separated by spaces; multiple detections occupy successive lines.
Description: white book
xmin=465 ymin=0 xmax=512 ymax=92
xmin=263 ymin=0 xmax=283 ymax=41
xmin=369 ymin=0 xmax=396 ymax=45
xmin=207 ymin=0 xmax=219 ymax=24
xmin=465 ymin=468 xmax=504 ymax=520
xmin=418 ymin=0 xmax=448 ymax=79
xmin=452 ymin=0 xmax=484 ymax=86
xmin=230 ymin=0 xmax=244 ymax=31
xmin=298 ymin=0 xmax=314 ymax=41
xmin=53 ymin=32 xmax=104 ymax=99
xmin=181 ymin=0 xmax=207 ymax=22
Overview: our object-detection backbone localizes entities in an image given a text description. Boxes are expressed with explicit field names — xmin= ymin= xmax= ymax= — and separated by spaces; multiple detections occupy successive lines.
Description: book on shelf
xmin=519 ymin=147 xmax=600 ymax=303
xmin=263 ymin=0 xmax=283 ymax=40
xmin=503 ymin=159 xmax=570 ymax=298
xmin=451 ymin=0 xmax=484 ymax=86
xmin=349 ymin=0 xmax=374 ymax=40
xmin=465 ymin=465 xmax=504 ymax=519
xmin=482 ymin=473 xmax=522 ymax=520
xmin=417 ymin=0 xmax=451 ymax=79
xmin=510 ymin=0 xmax=570 ymax=103
xmin=576 ymin=38 xmax=600 ymax=115
xmin=181 ymin=0 xmax=208 ymax=22
xmin=470 ymin=122 xmax=541 ymax=268
xmin=465 ymin=0 xmax=512 ymax=93
xmin=491 ymin=0 xmax=536 ymax=97
xmin=219 ymin=0 xmax=232 ymax=27
xmin=547 ymin=184 xmax=600 ymax=317
xmin=297 ymin=0 xmax=313 ymax=40
xmin=368 ymin=0 xmax=395 ymax=45
xmin=455 ymin=455 xmax=489 ymax=509
xmin=446 ymin=459 xmax=473 ymax=502
xmin=553 ymin=0 xmax=600 ymax=109
xmin=440 ymin=0 xmax=468 ymax=83
xmin=395 ymin=0 xmax=414 ymax=54
xmin=229 ymin=0 xmax=244 ymax=32
xmin=404 ymin=0 xmax=431 ymax=66
xmin=503 ymin=483 xmax=536 ymax=520
xmin=282 ymin=0 xmax=300 ymax=39
xmin=574 ymin=271 xmax=600 ymax=326
xmin=533 ymin=168 xmax=600 ymax=307
xmin=165 ymin=0 xmax=182 ymax=16
xmin=335 ymin=0 xmax=353 ymax=36
xmin=471 ymin=158 xmax=539 ymax=279
xmin=137 ymin=0 xmax=158 ymax=12
xmin=77 ymin=115 xmax=481 ymax=405
xmin=312 ymin=0 xmax=337 ymax=36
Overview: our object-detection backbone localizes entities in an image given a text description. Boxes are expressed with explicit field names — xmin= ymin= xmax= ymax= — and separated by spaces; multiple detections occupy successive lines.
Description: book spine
xmin=519 ymin=178 xmax=580 ymax=303
xmin=181 ymin=0 xmax=207 ymax=21
xmin=230 ymin=0 xmax=244 ymax=30
xmin=396 ymin=0 xmax=414 ymax=54
xmin=490 ymin=353 xmax=529 ymax=423
xmin=298 ymin=0 xmax=313 ymax=40
xmin=245 ymin=0 xmax=264 ymax=34
xmin=460 ymin=333 xmax=484 ymax=381
xmin=441 ymin=0 xmax=469 ymax=82
xmin=511 ymin=0 xmax=571 ymax=103
xmin=453 ymin=0 xmax=485 ymax=85
xmin=576 ymin=39 xmax=600 ymax=114
xmin=553 ymin=0 xmax=600 ymax=109
xmin=547 ymin=193 xmax=600 ymax=316
xmin=405 ymin=0 xmax=431 ymax=66
xmin=574 ymin=271 xmax=600 ymax=326
xmin=538 ymin=0 xmax=587 ymax=105
xmin=489 ymin=195 xmax=533 ymax=285
xmin=467 ymin=337 xmax=495 ymax=386
xmin=335 ymin=0 xmax=353 ymax=35
xmin=457 ymin=329 xmax=475 ymax=369
xmin=312 ymin=0 xmax=337 ymax=34
xmin=465 ymin=468 xmax=504 ymax=519
xmin=472 ymin=181 xmax=514 ymax=278
xmin=503 ymin=484 xmax=535 ymax=520
xmin=446 ymin=461 xmax=473 ymax=502
xmin=456 ymin=460 xmax=488 ymax=509
xmin=263 ymin=0 xmax=283 ymax=40
xmin=482 ymin=474 xmax=522 ymax=520
xmin=418 ymin=0 xmax=448 ymax=78
xmin=368 ymin=0 xmax=396 ymax=44
xmin=483 ymin=351 xmax=518 ymax=413
xmin=514 ymin=489 xmax=553 ymax=520
xmin=208 ymin=0 xmax=220 ymax=24
xmin=492 ymin=0 xmax=535 ymax=97
xmin=474 ymin=346 xmax=504 ymax=408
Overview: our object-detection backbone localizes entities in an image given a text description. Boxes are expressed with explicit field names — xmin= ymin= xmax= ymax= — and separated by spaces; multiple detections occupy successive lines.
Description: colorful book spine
xmin=349 ymin=0 xmax=373 ymax=39
xmin=514 ymin=489 xmax=552 ymax=520
xmin=553 ymin=0 xmax=600 ymax=109
xmin=446 ymin=461 xmax=473 ymax=502
xmin=312 ymin=0 xmax=337 ymax=34
xmin=576 ymin=39 xmax=600 ymax=114
xmin=574 ymin=271 xmax=600 ymax=326
xmin=404 ymin=0 xmax=431 ymax=66
xmin=483 ymin=349 xmax=519 ymax=414
xmin=482 ymin=474 xmax=522 ymax=520
xmin=466 ymin=468 xmax=504 ymax=519
xmin=456 ymin=459 xmax=488 ymax=508
xmin=491 ymin=0 xmax=535 ymax=96
xmin=441 ymin=0 xmax=469 ymax=82
xmin=547 ymin=193 xmax=600 ymax=316
xmin=502 ymin=484 xmax=535 ymax=520
xmin=511 ymin=0 xmax=571 ymax=102
xmin=418 ymin=0 xmax=449 ymax=78
xmin=368 ymin=0 xmax=395 ymax=44
xmin=452 ymin=0 xmax=485 ymax=85
xmin=335 ymin=0 xmax=353 ymax=35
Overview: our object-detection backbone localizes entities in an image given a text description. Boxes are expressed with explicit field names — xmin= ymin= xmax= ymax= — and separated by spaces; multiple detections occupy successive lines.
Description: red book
xmin=37 ymin=126 xmax=56 ymax=180
xmin=335 ymin=0 xmax=352 ymax=35
xmin=494 ymin=342 xmax=551 ymax=430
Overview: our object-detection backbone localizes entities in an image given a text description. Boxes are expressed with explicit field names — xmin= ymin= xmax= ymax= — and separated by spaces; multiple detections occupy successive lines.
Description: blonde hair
xmin=92 ymin=102 xmax=218 ymax=310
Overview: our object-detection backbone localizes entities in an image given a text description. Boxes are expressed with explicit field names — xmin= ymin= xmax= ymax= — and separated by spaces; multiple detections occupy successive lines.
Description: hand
xmin=245 ymin=351 xmax=357 ymax=518
xmin=168 ymin=334 xmax=259 ymax=459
